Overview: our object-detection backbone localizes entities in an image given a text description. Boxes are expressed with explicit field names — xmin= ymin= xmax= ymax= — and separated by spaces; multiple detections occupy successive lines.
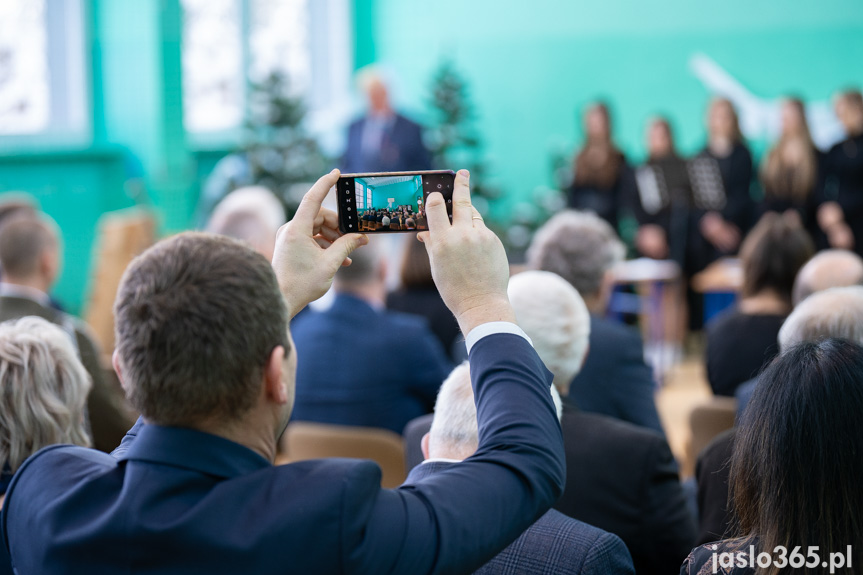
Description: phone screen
xmin=337 ymin=170 xmax=455 ymax=233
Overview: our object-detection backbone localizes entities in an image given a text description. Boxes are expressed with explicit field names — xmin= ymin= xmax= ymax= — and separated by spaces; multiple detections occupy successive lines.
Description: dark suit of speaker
xmin=569 ymin=315 xmax=665 ymax=436
xmin=0 ymin=294 xmax=133 ymax=452
xmin=554 ymin=402 xmax=696 ymax=575
xmin=1 ymin=333 xmax=565 ymax=575
xmin=406 ymin=460 xmax=635 ymax=575
xmin=290 ymin=294 xmax=452 ymax=434
xmin=342 ymin=113 xmax=432 ymax=174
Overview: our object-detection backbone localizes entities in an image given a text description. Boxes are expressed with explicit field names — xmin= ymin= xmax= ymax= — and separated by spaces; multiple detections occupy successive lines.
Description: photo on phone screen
xmin=337 ymin=170 xmax=455 ymax=233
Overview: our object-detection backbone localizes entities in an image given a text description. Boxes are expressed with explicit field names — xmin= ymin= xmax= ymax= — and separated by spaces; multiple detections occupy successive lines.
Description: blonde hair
xmin=760 ymin=98 xmax=818 ymax=205
xmin=0 ymin=317 xmax=92 ymax=472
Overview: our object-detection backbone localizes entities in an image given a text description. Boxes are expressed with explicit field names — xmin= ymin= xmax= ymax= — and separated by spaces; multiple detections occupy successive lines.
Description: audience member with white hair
xmin=206 ymin=186 xmax=287 ymax=261
xmin=507 ymin=270 xmax=695 ymax=575
xmin=790 ymin=249 xmax=863 ymax=305
xmin=0 ymin=316 xmax=93 ymax=509
xmin=527 ymin=210 xmax=664 ymax=435
xmin=408 ymin=362 xmax=635 ymax=575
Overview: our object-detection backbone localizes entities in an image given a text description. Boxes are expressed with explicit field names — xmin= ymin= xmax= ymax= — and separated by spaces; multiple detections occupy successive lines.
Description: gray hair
xmin=206 ymin=186 xmax=286 ymax=258
xmin=428 ymin=362 xmax=562 ymax=459
xmin=334 ymin=243 xmax=382 ymax=288
xmin=527 ymin=210 xmax=625 ymax=297
xmin=792 ymin=250 xmax=863 ymax=305
xmin=0 ymin=215 xmax=59 ymax=279
xmin=779 ymin=286 xmax=863 ymax=351
xmin=508 ymin=271 xmax=591 ymax=394
xmin=0 ymin=316 xmax=92 ymax=472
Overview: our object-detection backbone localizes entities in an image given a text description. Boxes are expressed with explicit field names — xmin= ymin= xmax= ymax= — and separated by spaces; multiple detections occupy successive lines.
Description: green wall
xmin=367 ymin=0 xmax=863 ymax=220
xmin=365 ymin=178 xmax=422 ymax=209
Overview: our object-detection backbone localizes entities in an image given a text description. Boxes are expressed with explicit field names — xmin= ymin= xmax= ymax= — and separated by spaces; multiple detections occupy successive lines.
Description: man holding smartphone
xmin=1 ymin=170 xmax=565 ymax=575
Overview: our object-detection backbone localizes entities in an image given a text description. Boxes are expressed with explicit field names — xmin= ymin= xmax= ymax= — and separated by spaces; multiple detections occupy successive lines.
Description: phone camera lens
xmin=437 ymin=183 xmax=442 ymax=189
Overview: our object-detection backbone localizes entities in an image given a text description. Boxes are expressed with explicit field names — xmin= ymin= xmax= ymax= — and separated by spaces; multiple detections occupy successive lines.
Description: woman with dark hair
xmin=568 ymin=102 xmax=637 ymax=235
xmin=759 ymin=97 xmax=822 ymax=238
xmin=819 ymin=89 xmax=863 ymax=255
xmin=682 ymin=338 xmax=863 ymax=574
xmin=634 ymin=116 xmax=693 ymax=264
xmin=704 ymin=213 xmax=814 ymax=396
xmin=386 ymin=239 xmax=464 ymax=361
xmin=689 ymin=98 xmax=756 ymax=274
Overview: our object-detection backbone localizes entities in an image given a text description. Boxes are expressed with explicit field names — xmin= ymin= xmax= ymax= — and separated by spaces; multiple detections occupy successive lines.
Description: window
xmin=355 ymin=181 xmax=364 ymax=210
xmin=0 ymin=0 xmax=88 ymax=144
xmin=181 ymin=0 xmax=351 ymax=140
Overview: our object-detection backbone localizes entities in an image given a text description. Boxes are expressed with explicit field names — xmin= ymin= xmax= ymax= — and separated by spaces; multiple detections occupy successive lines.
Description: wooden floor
xmin=655 ymin=339 xmax=713 ymax=479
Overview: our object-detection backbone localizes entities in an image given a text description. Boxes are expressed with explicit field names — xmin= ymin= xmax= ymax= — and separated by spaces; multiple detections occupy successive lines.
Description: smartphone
xmin=336 ymin=170 xmax=456 ymax=233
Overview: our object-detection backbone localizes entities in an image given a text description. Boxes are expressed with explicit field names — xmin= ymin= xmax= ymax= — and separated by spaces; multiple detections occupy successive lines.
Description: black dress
xmin=568 ymin=157 xmax=637 ymax=234
xmin=822 ymin=134 xmax=863 ymax=256
xmin=705 ymin=307 xmax=786 ymax=397
xmin=687 ymin=144 xmax=755 ymax=274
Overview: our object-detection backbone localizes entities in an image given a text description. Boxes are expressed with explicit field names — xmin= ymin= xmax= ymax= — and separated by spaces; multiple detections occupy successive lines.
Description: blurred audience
xmin=634 ymin=116 xmax=693 ymax=264
xmin=407 ymin=362 xmax=635 ymax=575
xmin=342 ymin=68 xmax=431 ymax=173
xmin=0 ymin=216 xmax=134 ymax=451
xmin=758 ymin=98 xmax=822 ymax=239
xmin=527 ymin=210 xmax=665 ymax=435
xmin=290 ymin=243 xmax=451 ymax=434
xmin=819 ymin=89 xmax=863 ymax=255
xmin=705 ymin=213 xmax=814 ymax=396
xmin=689 ymin=98 xmax=755 ymax=273
xmin=507 ymin=271 xmax=695 ymax=575
xmin=206 ymin=186 xmax=287 ymax=261
xmin=683 ymin=338 xmax=863 ymax=574
xmin=386 ymin=239 xmax=465 ymax=362
xmin=568 ymin=102 xmax=636 ymax=235
xmin=697 ymin=285 xmax=863 ymax=544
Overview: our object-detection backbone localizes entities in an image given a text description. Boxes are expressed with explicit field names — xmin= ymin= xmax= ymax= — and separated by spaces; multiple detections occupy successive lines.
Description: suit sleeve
xmin=583 ymin=532 xmax=636 ymax=575
xmin=75 ymin=327 xmax=137 ymax=453
xmin=341 ymin=333 xmax=566 ymax=575
xmin=638 ymin=435 xmax=697 ymax=574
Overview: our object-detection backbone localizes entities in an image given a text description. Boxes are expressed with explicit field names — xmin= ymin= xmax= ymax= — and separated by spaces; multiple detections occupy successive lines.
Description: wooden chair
xmin=84 ymin=208 xmax=157 ymax=357
xmin=280 ymin=422 xmax=407 ymax=488
xmin=687 ymin=396 xmax=737 ymax=464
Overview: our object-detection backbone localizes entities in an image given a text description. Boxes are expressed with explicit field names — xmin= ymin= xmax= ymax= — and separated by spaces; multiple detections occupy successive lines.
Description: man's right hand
xmin=418 ymin=170 xmax=516 ymax=337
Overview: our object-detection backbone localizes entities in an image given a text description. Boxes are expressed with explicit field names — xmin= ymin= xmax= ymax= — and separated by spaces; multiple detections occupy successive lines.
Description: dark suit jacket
xmin=406 ymin=460 xmax=635 ymax=575
xmin=570 ymin=315 xmax=665 ymax=436
xmin=695 ymin=428 xmax=737 ymax=545
xmin=1 ymin=333 xmax=565 ymax=575
xmin=0 ymin=295 xmax=134 ymax=452
xmin=290 ymin=294 xmax=452 ymax=434
xmin=555 ymin=402 xmax=696 ymax=575
xmin=386 ymin=287 xmax=465 ymax=362
xmin=342 ymin=113 xmax=432 ymax=173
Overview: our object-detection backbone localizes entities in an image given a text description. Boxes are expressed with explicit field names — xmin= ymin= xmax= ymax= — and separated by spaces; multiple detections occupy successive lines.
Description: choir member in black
xmin=819 ymin=89 xmax=863 ymax=256
xmin=633 ymin=117 xmax=692 ymax=266
xmin=569 ymin=102 xmax=637 ymax=235
xmin=689 ymin=98 xmax=756 ymax=274
xmin=758 ymin=97 xmax=822 ymax=241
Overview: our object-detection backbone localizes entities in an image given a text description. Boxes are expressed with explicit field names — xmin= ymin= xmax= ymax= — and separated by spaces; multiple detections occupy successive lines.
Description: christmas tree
xmin=243 ymin=71 xmax=329 ymax=217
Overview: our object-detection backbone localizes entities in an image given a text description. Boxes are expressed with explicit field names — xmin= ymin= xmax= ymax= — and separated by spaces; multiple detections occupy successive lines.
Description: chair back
xmin=283 ymin=422 xmax=407 ymax=488
xmin=688 ymin=396 xmax=737 ymax=461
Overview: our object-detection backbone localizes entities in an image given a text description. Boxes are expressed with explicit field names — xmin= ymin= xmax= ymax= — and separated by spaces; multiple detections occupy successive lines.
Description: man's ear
xmin=112 ymin=349 xmax=126 ymax=389
xmin=420 ymin=432 xmax=430 ymax=461
xmin=580 ymin=343 xmax=590 ymax=370
xmin=264 ymin=345 xmax=287 ymax=404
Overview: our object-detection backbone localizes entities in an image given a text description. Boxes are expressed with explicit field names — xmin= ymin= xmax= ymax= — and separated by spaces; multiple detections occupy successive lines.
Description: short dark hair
xmin=0 ymin=216 xmax=58 ymax=278
xmin=114 ymin=232 xmax=288 ymax=426
xmin=731 ymin=339 xmax=863 ymax=571
xmin=739 ymin=213 xmax=814 ymax=304
xmin=399 ymin=239 xmax=434 ymax=289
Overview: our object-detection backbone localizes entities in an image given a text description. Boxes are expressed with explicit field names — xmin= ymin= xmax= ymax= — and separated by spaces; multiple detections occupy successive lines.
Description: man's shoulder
xmin=590 ymin=315 xmax=643 ymax=347
xmin=563 ymin=410 xmax=665 ymax=458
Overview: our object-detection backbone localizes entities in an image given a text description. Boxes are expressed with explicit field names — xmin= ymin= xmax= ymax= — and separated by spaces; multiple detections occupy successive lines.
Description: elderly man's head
xmin=792 ymin=250 xmax=863 ymax=305
xmin=778 ymin=286 xmax=863 ymax=351
xmin=507 ymin=271 xmax=591 ymax=396
xmin=423 ymin=362 xmax=562 ymax=461
xmin=206 ymin=186 xmax=286 ymax=261
xmin=526 ymin=211 xmax=625 ymax=312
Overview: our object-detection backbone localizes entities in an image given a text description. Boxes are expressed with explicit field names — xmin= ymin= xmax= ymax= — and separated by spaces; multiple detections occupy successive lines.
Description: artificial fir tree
xmin=243 ymin=71 xmax=329 ymax=217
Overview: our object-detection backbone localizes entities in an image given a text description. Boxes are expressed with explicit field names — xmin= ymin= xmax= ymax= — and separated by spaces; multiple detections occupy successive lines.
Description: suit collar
xmin=406 ymin=459 xmax=457 ymax=482
xmin=0 ymin=283 xmax=52 ymax=308
xmin=117 ymin=423 xmax=271 ymax=479
xmin=332 ymin=293 xmax=382 ymax=313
